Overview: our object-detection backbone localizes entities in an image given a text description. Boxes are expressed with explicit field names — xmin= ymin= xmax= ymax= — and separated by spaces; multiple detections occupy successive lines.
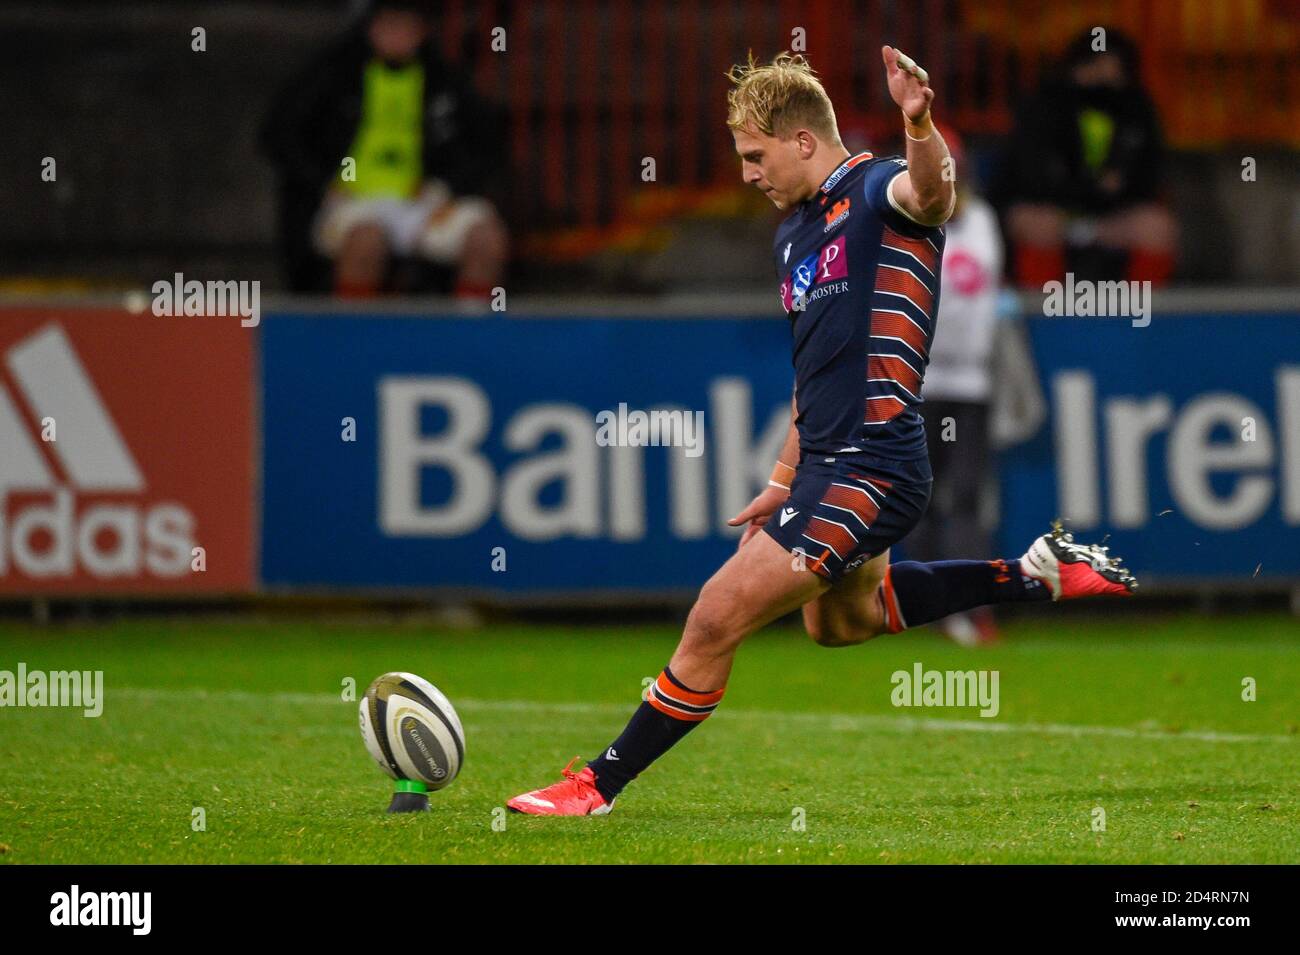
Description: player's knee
xmin=805 ymin=593 xmax=888 ymax=647
xmin=683 ymin=586 xmax=747 ymax=653
xmin=807 ymin=617 xmax=871 ymax=647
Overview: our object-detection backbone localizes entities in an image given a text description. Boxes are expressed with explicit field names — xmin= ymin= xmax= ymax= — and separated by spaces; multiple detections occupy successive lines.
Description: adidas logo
xmin=0 ymin=325 xmax=196 ymax=579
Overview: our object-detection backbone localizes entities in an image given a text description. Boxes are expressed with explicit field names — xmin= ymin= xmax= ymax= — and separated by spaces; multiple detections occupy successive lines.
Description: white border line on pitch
xmin=108 ymin=687 xmax=1298 ymax=746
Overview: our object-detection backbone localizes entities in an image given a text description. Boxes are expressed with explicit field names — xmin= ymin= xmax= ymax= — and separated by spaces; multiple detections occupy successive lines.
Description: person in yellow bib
xmin=262 ymin=0 xmax=508 ymax=300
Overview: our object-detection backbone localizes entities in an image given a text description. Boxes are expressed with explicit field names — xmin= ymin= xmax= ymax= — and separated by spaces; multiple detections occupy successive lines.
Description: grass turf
xmin=0 ymin=613 xmax=1296 ymax=864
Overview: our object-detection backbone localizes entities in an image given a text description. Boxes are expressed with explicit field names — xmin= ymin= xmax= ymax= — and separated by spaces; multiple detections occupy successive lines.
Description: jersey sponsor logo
xmin=818 ymin=236 xmax=847 ymax=282
xmin=786 ymin=251 xmax=819 ymax=310
xmin=781 ymin=239 xmax=850 ymax=312
xmin=823 ymin=197 xmax=851 ymax=233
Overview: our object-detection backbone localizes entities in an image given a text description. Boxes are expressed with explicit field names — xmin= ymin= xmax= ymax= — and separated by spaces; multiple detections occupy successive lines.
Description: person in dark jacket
xmin=998 ymin=28 xmax=1177 ymax=288
xmin=261 ymin=0 xmax=508 ymax=299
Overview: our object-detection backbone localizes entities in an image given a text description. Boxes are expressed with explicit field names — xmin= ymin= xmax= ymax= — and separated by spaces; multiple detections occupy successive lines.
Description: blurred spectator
xmin=911 ymin=127 xmax=1003 ymax=646
xmin=260 ymin=0 xmax=508 ymax=300
xmin=997 ymin=28 xmax=1177 ymax=288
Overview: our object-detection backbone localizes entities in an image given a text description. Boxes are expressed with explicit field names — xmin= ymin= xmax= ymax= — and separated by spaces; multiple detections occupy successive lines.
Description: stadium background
xmin=0 ymin=0 xmax=1297 ymax=865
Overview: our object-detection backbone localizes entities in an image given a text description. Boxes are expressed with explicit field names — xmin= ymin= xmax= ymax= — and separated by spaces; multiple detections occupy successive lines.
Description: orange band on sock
xmin=646 ymin=671 xmax=725 ymax=722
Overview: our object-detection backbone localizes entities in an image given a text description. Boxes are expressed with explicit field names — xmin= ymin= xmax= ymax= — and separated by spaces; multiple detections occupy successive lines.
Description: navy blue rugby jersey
xmin=773 ymin=151 xmax=946 ymax=461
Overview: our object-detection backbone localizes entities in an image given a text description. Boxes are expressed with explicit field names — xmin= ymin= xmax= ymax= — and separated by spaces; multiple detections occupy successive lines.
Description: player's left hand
xmin=882 ymin=46 xmax=934 ymax=122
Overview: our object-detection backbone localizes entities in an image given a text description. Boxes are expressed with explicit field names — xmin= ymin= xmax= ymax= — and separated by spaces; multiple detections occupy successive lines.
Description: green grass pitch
xmin=1 ymin=613 xmax=1296 ymax=864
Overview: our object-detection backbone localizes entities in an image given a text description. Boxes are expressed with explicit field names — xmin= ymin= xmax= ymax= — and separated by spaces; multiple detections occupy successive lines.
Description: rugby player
xmin=507 ymin=47 xmax=1136 ymax=816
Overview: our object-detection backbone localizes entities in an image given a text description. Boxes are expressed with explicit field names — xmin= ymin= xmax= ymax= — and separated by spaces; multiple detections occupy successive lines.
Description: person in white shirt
xmin=909 ymin=127 xmax=1005 ymax=645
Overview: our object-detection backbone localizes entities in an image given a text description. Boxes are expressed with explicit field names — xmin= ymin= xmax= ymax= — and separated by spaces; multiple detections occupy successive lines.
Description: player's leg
xmin=806 ymin=522 xmax=1137 ymax=646
xmin=668 ymin=530 xmax=828 ymax=689
xmin=506 ymin=530 xmax=827 ymax=816
xmin=794 ymin=454 xmax=1137 ymax=647
xmin=805 ymin=530 xmax=1137 ymax=647
xmin=802 ymin=548 xmax=891 ymax=647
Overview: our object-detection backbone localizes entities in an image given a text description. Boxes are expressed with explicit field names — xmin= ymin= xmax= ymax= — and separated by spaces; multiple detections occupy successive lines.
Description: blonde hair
xmin=725 ymin=51 xmax=841 ymax=144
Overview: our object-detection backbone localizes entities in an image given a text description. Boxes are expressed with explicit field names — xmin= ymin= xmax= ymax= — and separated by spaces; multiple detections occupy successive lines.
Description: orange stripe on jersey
xmin=847 ymin=471 xmax=893 ymax=489
xmin=865 ymin=395 xmax=907 ymax=424
xmin=882 ymin=227 xmax=939 ymax=274
xmin=869 ymin=310 xmax=928 ymax=358
xmin=875 ymin=266 xmax=934 ymax=314
xmin=654 ymin=672 xmax=724 ymax=707
xmin=805 ymin=517 xmax=857 ymax=557
xmin=868 ymin=354 xmax=922 ymax=395
xmin=821 ymin=483 xmax=881 ymax=527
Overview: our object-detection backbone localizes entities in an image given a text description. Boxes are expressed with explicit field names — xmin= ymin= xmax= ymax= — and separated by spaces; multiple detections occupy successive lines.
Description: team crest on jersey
xmin=823 ymin=198 xmax=851 ymax=233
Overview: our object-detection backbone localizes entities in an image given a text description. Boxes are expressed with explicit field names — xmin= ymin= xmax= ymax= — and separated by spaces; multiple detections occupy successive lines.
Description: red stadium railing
xmin=434 ymin=0 xmax=1300 ymax=249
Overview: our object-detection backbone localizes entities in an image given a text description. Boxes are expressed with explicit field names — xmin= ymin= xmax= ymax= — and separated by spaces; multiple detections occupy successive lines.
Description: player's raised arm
xmin=880 ymin=45 xmax=955 ymax=227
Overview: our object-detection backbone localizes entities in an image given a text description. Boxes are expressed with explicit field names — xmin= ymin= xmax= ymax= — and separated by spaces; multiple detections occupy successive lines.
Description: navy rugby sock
xmin=586 ymin=666 xmax=724 ymax=802
xmin=879 ymin=559 xmax=1050 ymax=632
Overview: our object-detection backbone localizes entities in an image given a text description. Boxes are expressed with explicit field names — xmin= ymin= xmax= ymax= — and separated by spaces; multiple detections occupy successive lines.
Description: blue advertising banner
xmin=996 ymin=313 xmax=1299 ymax=584
xmin=261 ymin=315 xmax=796 ymax=592
xmin=260 ymin=312 xmax=1299 ymax=593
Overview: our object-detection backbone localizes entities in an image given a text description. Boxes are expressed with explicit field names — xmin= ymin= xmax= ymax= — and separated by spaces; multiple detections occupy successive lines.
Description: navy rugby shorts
xmin=763 ymin=450 xmax=932 ymax=583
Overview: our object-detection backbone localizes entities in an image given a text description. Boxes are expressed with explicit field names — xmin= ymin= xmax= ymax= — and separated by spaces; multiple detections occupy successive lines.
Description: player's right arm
xmin=728 ymin=392 xmax=799 ymax=548
xmin=879 ymin=46 xmax=955 ymax=226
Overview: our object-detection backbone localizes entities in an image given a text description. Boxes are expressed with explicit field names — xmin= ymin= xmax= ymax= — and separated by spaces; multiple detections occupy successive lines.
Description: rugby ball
xmin=359 ymin=672 xmax=465 ymax=790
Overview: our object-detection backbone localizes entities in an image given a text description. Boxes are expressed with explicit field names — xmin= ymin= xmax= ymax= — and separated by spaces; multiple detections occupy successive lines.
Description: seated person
xmin=261 ymin=0 xmax=508 ymax=299
xmin=997 ymin=27 xmax=1177 ymax=287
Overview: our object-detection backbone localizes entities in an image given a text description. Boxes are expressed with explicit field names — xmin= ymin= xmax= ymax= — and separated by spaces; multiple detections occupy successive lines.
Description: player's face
xmin=732 ymin=125 xmax=806 ymax=210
